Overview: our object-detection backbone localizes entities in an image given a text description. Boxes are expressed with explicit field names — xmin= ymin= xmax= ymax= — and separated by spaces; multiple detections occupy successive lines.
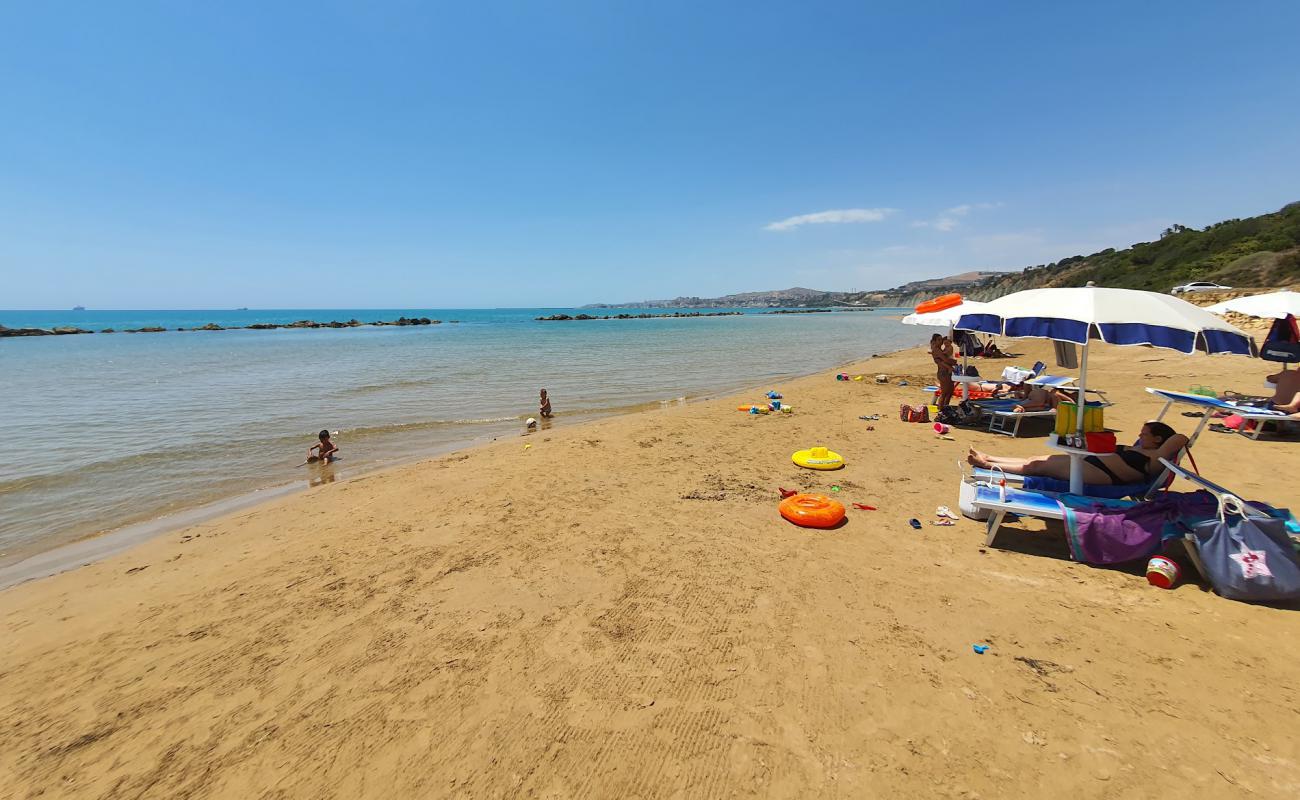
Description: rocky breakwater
xmin=536 ymin=311 xmax=744 ymax=321
xmin=0 ymin=324 xmax=94 ymax=337
xmin=2 ymin=317 xmax=443 ymax=339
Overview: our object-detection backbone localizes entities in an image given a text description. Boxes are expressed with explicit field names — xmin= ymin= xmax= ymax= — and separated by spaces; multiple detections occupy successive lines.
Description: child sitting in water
xmin=307 ymin=429 xmax=338 ymax=463
xmin=539 ymin=389 xmax=553 ymax=418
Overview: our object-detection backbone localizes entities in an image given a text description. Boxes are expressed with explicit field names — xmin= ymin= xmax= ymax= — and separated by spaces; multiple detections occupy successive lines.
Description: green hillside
xmin=964 ymin=202 xmax=1300 ymax=299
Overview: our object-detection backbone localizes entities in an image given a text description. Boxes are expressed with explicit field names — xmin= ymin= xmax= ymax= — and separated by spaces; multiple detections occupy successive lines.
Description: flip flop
xmin=852 ymin=503 xmax=877 ymax=511
xmin=931 ymin=519 xmax=955 ymax=526
xmin=936 ymin=506 xmax=959 ymax=520
xmin=909 ymin=518 xmax=922 ymax=530
xmin=778 ymin=487 xmax=799 ymax=498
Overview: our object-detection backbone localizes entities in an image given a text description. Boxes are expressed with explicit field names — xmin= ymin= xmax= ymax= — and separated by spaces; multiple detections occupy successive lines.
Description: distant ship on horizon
xmin=72 ymin=305 xmax=85 ymax=311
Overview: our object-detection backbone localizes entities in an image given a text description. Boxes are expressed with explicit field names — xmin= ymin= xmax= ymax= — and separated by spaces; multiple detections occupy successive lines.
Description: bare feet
xmin=966 ymin=448 xmax=991 ymax=468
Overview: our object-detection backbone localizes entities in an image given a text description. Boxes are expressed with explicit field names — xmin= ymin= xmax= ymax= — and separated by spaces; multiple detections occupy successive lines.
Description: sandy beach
xmin=3 ymin=337 xmax=1299 ymax=799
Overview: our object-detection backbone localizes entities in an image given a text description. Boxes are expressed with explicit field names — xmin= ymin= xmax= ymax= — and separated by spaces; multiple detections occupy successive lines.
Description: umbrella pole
xmin=1070 ymin=341 xmax=1090 ymax=494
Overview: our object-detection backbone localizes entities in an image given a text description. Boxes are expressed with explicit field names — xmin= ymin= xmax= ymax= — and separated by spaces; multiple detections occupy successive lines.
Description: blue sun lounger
xmin=970 ymin=484 xmax=1071 ymax=547
xmin=1147 ymin=387 xmax=1295 ymax=441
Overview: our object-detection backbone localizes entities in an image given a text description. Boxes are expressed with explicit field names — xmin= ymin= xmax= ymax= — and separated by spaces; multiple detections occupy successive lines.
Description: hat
xmin=526 ymin=418 xmax=537 ymax=426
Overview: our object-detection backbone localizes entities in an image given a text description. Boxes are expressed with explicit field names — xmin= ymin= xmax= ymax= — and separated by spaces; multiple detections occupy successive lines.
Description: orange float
xmin=778 ymin=494 xmax=846 ymax=529
xmin=914 ymin=293 xmax=962 ymax=314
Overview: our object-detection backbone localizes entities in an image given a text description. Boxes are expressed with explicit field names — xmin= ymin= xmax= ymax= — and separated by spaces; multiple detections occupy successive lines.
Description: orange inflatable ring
xmin=914 ymin=293 xmax=962 ymax=314
xmin=779 ymin=494 xmax=846 ymax=529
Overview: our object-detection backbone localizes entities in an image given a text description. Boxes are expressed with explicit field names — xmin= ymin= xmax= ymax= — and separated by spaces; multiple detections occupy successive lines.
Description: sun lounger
xmin=1146 ymin=387 xmax=1296 ymax=441
xmin=971 ymin=467 xmax=1153 ymax=500
xmin=969 ymin=484 xmax=1069 ymax=548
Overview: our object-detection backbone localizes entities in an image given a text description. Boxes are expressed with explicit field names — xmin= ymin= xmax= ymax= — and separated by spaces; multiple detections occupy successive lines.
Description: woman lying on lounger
xmin=967 ymin=421 xmax=1188 ymax=486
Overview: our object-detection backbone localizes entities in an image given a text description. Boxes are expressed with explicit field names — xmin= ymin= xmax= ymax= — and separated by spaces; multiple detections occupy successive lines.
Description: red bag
xmin=899 ymin=404 xmax=930 ymax=423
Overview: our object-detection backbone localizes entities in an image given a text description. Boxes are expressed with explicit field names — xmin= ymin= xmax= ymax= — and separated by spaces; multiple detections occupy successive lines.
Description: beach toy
xmin=770 ymin=399 xmax=781 ymax=410
xmin=835 ymin=373 xmax=850 ymax=381
xmin=915 ymin=293 xmax=962 ymax=314
xmin=933 ymin=422 xmax=950 ymax=435
xmin=778 ymin=494 xmax=846 ymax=528
xmin=853 ymin=375 xmax=864 ymax=381
xmin=766 ymin=391 xmax=782 ymax=399
xmin=1146 ymin=556 xmax=1181 ymax=589
xmin=972 ymin=644 xmax=989 ymax=654
xmin=792 ymin=446 xmax=845 ymax=470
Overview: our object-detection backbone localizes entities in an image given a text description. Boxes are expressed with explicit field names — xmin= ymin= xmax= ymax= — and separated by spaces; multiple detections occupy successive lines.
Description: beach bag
xmin=938 ymin=401 xmax=978 ymax=426
xmin=957 ymin=462 xmax=1004 ymax=521
xmin=899 ymin=404 xmax=929 ymax=423
xmin=1055 ymin=401 xmax=1105 ymax=436
xmin=1190 ymin=494 xmax=1300 ymax=602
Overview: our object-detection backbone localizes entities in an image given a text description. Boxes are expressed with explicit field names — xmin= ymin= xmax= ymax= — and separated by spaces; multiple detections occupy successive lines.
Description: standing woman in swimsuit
xmin=930 ymin=335 xmax=958 ymax=408
xmin=967 ymin=421 xmax=1188 ymax=485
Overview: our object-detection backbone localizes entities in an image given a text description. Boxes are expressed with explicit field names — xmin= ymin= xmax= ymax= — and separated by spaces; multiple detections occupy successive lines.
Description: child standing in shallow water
xmin=539 ymin=389 xmax=553 ymax=418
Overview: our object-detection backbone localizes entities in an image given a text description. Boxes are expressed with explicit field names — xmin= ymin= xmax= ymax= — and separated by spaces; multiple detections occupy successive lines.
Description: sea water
xmin=0 ymin=307 xmax=924 ymax=563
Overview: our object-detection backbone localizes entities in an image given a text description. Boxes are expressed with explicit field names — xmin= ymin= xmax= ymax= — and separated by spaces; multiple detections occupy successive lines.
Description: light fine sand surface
xmin=2 ymin=338 xmax=1299 ymax=799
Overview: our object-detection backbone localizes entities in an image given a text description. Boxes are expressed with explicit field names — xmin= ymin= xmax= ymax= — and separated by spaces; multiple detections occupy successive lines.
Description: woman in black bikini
xmin=967 ymin=421 xmax=1187 ymax=485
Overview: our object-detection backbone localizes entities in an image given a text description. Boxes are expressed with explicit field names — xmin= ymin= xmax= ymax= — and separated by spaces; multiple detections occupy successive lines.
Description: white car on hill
xmin=1171 ymin=281 xmax=1231 ymax=295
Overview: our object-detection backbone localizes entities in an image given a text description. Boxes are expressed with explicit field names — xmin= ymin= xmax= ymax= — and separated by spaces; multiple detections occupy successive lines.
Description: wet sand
xmin=2 ymin=337 xmax=1299 ymax=798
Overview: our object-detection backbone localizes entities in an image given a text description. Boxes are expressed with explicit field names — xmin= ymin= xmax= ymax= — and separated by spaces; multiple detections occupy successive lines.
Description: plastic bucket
xmin=1146 ymin=556 xmax=1180 ymax=589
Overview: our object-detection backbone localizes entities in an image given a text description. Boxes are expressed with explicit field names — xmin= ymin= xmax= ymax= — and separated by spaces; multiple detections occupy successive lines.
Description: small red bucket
xmin=1085 ymin=431 xmax=1117 ymax=453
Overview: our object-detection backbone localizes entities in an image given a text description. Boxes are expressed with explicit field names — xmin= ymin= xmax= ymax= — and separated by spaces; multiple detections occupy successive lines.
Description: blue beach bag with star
xmin=1191 ymin=494 xmax=1300 ymax=602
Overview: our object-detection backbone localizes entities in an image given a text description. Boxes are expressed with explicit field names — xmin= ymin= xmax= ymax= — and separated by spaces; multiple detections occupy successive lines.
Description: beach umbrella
xmin=957 ymin=286 xmax=1256 ymax=493
xmin=1207 ymin=291 xmax=1300 ymax=368
xmin=1206 ymin=291 xmax=1300 ymax=319
xmin=901 ymin=299 xmax=990 ymax=328
xmin=902 ymin=300 xmax=991 ymax=374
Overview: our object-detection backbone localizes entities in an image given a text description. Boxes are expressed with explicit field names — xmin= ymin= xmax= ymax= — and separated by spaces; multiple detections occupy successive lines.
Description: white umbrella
xmin=902 ymin=300 xmax=991 ymax=374
xmin=901 ymin=300 xmax=990 ymax=328
xmin=1206 ymin=291 xmax=1300 ymax=320
xmin=957 ymin=286 xmax=1256 ymax=493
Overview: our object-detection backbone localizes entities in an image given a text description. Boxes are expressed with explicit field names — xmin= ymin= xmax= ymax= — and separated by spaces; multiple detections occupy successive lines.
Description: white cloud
xmin=763 ymin=208 xmax=895 ymax=232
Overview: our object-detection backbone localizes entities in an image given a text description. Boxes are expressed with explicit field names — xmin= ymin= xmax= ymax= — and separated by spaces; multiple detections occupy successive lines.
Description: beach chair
xmin=1146 ymin=387 xmax=1296 ymax=441
xmin=985 ymin=405 xmax=1058 ymax=437
xmin=969 ymin=483 xmax=1072 ymax=548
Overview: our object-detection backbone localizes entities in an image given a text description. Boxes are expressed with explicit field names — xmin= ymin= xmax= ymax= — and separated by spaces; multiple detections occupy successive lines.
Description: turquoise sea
xmin=1 ymin=307 xmax=923 ymax=564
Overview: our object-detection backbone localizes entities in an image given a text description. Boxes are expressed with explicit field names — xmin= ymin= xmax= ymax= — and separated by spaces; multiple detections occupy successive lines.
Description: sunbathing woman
xmin=967 ymin=421 xmax=1188 ymax=485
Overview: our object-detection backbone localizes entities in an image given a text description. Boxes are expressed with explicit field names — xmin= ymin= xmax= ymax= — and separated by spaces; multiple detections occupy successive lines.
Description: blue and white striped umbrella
xmin=955 ymin=286 xmax=1256 ymax=493
xmin=955 ymin=286 xmax=1255 ymax=355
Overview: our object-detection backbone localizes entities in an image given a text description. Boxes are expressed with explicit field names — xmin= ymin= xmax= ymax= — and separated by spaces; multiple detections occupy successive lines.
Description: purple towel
xmin=1059 ymin=492 xmax=1220 ymax=565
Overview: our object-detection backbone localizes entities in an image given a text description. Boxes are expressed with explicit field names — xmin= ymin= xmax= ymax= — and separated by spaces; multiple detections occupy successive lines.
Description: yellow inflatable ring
xmin=791 ymin=446 xmax=845 ymax=470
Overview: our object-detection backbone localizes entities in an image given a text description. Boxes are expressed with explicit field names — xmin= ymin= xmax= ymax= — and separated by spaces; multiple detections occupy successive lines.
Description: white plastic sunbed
xmin=1147 ymin=388 xmax=1295 ymax=441
xmin=969 ymin=483 xmax=1068 ymax=548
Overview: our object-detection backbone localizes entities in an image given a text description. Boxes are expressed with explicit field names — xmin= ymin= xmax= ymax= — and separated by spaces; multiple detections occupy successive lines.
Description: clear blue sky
xmin=3 ymin=1 xmax=1298 ymax=309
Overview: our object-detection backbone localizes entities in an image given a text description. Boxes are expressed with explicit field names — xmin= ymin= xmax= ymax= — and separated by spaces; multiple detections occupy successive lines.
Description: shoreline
xmin=0 ymin=346 xmax=907 ymax=591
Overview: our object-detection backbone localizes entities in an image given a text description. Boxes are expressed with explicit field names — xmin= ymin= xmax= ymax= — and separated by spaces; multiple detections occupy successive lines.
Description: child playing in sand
xmin=539 ymin=389 xmax=553 ymax=418
xmin=307 ymin=430 xmax=338 ymax=463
